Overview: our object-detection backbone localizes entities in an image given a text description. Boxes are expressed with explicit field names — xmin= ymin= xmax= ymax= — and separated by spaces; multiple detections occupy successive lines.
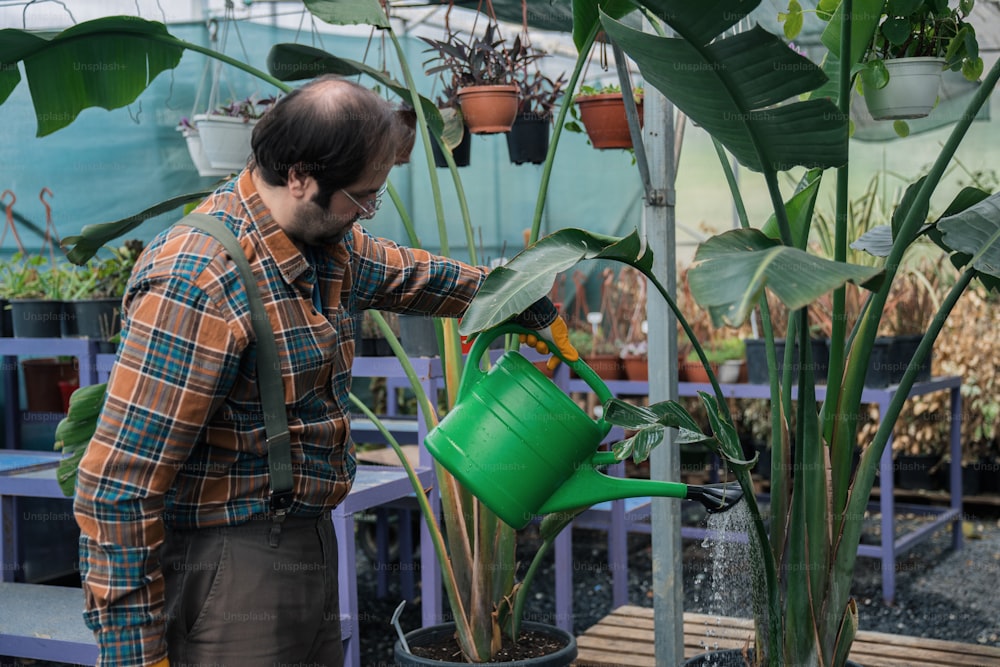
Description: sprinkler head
xmin=686 ymin=483 xmax=744 ymax=514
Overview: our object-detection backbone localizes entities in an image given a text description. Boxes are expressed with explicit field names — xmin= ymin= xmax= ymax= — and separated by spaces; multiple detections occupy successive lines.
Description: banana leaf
xmin=687 ymin=229 xmax=883 ymax=328
xmin=601 ymin=5 xmax=848 ymax=173
xmin=0 ymin=17 xmax=184 ymax=136
xmin=304 ymin=0 xmax=391 ymax=29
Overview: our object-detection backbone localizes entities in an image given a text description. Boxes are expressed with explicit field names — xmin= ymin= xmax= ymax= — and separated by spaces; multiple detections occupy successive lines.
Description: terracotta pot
xmin=623 ymin=356 xmax=648 ymax=382
xmin=578 ymin=354 xmax=625 ymax=380
xmin=575 ymin=93 xmax=644 ymax=149
xmin=457 ymin=85 xmax=519 ymax=134
xmin=680 ymin=360 xmax=716 ymax=384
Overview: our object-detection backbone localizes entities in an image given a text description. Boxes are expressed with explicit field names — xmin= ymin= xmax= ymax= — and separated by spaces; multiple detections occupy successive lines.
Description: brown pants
xmin=162 ymin=514 xmax=344 ymax=667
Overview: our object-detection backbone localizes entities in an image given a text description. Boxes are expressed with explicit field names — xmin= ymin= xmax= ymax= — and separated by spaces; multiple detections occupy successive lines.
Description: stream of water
xmin=694 ymin=502 xmax=759 ymax=663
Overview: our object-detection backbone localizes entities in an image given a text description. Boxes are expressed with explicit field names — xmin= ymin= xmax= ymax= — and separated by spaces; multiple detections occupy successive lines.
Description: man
xmin=74 ymin=76 xmax=575 ymax=667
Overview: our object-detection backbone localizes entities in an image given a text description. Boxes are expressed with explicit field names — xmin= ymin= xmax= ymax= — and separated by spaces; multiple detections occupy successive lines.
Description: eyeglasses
xmin=341 ymin=183 xmax=388 ymax=220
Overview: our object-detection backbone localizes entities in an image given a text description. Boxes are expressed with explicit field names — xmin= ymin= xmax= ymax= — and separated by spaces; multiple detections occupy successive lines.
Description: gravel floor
xmin=358 ymin=502 xmax=1000 ymax=665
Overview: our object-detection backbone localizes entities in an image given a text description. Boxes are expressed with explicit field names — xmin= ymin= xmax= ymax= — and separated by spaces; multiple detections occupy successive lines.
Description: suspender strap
xmin=178 ymin=213 xmax=294 ymax=514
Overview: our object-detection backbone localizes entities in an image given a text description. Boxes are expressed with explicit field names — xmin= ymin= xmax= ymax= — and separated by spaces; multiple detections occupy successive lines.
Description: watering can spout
xmin=538 ymin=464 xmax=744 ymax=517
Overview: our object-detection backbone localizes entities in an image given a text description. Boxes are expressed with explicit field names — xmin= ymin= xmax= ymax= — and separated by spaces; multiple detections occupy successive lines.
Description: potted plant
xmin=619 ymin=339 xmax=648 ymax=382
xmin=62 ymin=240 xmax=143 ymax=348
xmin=568 ymin=327 xmax=624 ymax=380
xmin=458 ymin=3 xmax=1000 ymax=666
xmin=176 ymin=116 xmax=231 ymax=177
xmin=421 ymin=23 xmax=521 ymax=134
xmin=507 ymin=58 xmax=567 ymax=164
xmin=190 ymin=94 xmax=279 ymax=171
xmin=858 ymin=0 xmax=983 ymax=120
xmin=0 ymin=253 xmax=66 ymax=338
xmin=568 ymin=83 xmax=644 ymax=149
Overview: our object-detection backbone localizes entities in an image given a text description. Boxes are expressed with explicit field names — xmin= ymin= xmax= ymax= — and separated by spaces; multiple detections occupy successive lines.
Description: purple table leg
xmin=554 ymin=527 xmax=573 ymax=632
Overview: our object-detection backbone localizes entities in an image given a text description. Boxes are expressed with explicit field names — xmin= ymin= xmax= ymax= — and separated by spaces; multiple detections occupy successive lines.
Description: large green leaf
xmin=688 ymin=229 xmax=883 ymax=327
xmin=62 ymin=190 xmax=215 ymax=264
xmin=854 ymin=186 xmax=992 ymax=258
xmin=266 ymin=43 xmax=442 ymax=137
xmin=459 ymin=229 xmax=652 ymax=334
xmin=0 ymin=17 xmax=184 ymax=136
xmin=304 ymin=0 xmax=390 ymax=29
xmin=602 ymin=11 xmax=848 ymax=172
xmin=937 ymin=190 xmax=1000 ymax=281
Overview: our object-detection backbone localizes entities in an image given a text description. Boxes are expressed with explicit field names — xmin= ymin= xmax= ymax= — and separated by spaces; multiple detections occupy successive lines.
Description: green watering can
xmin=424 ymin=324 xmax=743 ymax=530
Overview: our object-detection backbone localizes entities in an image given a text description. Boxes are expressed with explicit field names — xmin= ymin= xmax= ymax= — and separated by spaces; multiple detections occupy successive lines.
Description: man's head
xmin=250 ymin=76 xmax=402 ymax=247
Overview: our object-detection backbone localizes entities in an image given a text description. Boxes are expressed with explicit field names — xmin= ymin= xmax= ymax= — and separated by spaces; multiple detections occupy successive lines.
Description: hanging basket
xmin=193 ymin=114 xmax=257 ymax=171
xmin=862 ymin=57 xmax=945 ymax=120
xmin=575 ymin=93 xmax=644 ymax=149
xmin=178 ymin=125 xmax=232 ymax=177
xmin=456 ymin=85 xmax=519 ymax=134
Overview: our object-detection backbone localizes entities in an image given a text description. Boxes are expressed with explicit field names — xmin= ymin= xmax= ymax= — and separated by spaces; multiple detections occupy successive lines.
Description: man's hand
xmin=519 ymin=316 xmax=578 ymax=371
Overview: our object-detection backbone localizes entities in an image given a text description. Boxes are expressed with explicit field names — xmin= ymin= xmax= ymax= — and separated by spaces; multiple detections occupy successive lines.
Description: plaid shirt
xmin=74 ymin=169 xmax=486 ymax=667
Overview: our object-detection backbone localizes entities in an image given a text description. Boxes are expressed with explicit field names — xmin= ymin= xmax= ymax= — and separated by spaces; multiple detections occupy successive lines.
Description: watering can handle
xmin=462 ymin=323 xmax=616 ymax=412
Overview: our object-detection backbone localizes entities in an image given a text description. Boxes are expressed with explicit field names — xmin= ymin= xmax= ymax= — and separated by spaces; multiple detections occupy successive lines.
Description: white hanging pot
xmin=862 ymin=57 xmax=945 ymax=121
xmin=193 ymin=113 xmax=257 ymax=171
xmin=177 ymin=125 xmax=232 ymax=178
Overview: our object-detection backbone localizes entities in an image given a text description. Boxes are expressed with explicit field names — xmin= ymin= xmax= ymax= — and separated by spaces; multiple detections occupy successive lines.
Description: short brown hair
xmin=251 ymin=76 xmax=397 ymax=201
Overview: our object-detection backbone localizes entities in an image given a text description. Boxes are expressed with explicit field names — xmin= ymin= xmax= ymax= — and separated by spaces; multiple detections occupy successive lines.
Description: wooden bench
xmin=574 ymin=605 xmax=1000 ymax=667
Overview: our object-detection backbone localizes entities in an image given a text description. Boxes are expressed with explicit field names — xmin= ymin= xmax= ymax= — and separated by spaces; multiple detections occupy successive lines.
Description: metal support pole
xmin=643 ymin=79 xmax=682 ymax=667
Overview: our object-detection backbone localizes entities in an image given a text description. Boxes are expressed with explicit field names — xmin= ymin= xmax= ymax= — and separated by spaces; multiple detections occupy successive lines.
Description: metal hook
xmin=39 ymin=187 xmax=53 ymax=223
xmin=0 ymin=190 xmax=27 ymax=256
xmin=208 ymin=17 xmax=219 ymax=43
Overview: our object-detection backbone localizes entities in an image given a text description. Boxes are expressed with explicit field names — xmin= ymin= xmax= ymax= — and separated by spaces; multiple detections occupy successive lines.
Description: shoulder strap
xmin=177 ymin=212 xmax=294 ymax=513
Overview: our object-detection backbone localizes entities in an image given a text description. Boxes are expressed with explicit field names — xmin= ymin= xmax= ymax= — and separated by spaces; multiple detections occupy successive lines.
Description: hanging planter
xmin=177 ymin=122 xmax=232 ymax=177
xmin=506 ymin=112 xmax=550 ymax=164
xmin=193 ymin=113 xmax=258 ymax=171
xmin=431 ymin=121 xmax=472 ymax=168
xmin=457 ymin=84 xmax=519 ymax=134
xmin=857 ymin=1 xmax=982 ymax=122
xmin=862 ymin=57 xmax=946 ymax=120
xmin=575 ymin=91 xmax=644 ymax=149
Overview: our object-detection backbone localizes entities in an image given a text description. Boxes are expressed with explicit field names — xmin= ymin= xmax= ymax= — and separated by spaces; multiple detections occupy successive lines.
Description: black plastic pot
xmin=862 ymin=337 xmax=894 ymax=388
xmin=65 ymin=298 xmax=122 ymax=340
xmin=398 ymin=314 xmax=439 ymax=358
xmin=431 ymin=124 xmax=472 ymax=168
xmin=684 ymin=649 xmax=862 ymax=666
xmin=744 ymin=338 xmax=829 ymax=385
xmin=10 ymin=299 xmax=65 ymax=338
xmin=394 ymin=621 xmax=577 ymax=666
xmin=888 ymin=334 xmax=931 ymax=384
xmin=895 ymin=453 xmax=941 ymax=491
xmin=506 ymin=113 xmax=550 ymax=165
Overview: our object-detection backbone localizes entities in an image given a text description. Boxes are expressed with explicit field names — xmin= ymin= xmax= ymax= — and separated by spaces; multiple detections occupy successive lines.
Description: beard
xmin=287 ymin=194 xmax=357 ymax=248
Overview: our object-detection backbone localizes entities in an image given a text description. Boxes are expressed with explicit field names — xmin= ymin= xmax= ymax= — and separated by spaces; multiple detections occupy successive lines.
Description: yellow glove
xmin=148 ymin=659 xmax=170 ymax=667
xmin=519 ymin=316 xmax=579 ymax=371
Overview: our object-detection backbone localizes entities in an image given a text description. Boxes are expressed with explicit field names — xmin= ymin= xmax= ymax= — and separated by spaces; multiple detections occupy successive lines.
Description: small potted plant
xmin=568 ymin=83 xmax=644 ymax=149
xmin=421 ymin=23 xmax=521 ymax=134
xmin=506 ymin=42 xmax=567 ymax=164
xmin=619 ymin=339 xmax=648 ymax=382
xmin=568 ymin=327 xmax=624 ymax=380
xmin=63 ymin=240 xmax=143 ymax=349
xmin=860 ymin=0 xmax=983 ymax=120
xmin=0 ymin=253 xmax=65 ymax=338
xmin=189 ymin=94 xmax=279 ymax=171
